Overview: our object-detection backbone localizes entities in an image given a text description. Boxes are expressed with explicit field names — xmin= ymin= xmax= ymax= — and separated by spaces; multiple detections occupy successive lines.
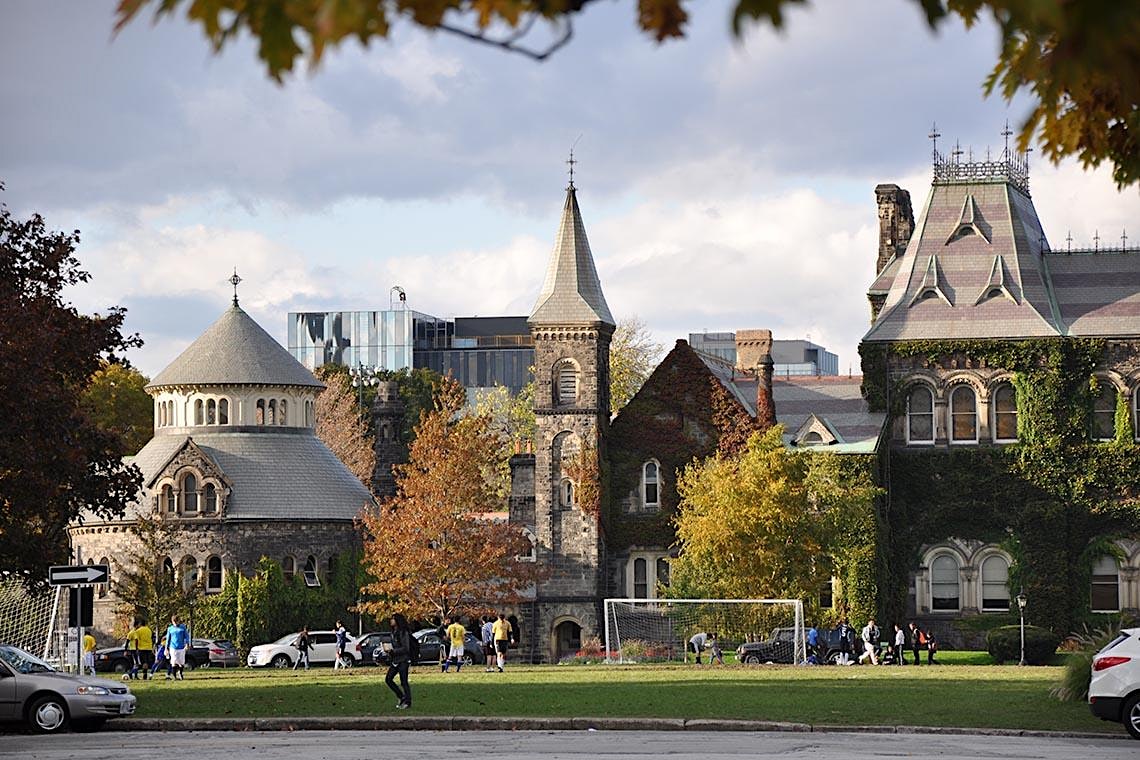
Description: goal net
xmin=0 ymin=577 xmax=63 ymax=661
xmin=603 ymin=598 xmax=805 ymax=665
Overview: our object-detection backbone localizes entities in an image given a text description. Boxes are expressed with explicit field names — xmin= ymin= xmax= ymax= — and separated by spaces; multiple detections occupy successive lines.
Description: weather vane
xmin=566 ymin=149 xmax=577 ymax=188
xmin=229 ymin=268 xmax=242 ymax=307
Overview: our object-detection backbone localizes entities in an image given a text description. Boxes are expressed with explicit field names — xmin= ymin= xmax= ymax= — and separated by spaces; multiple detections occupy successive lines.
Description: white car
xmin=1089 ymin=626 xmax=1140 ymax=739
xmin=246 ymin=630 xmax=358 ymax=669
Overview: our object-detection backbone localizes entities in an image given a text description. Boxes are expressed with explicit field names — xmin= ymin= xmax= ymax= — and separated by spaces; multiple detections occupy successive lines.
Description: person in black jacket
xmin=385 ymin=613 xmax=413 ymax=709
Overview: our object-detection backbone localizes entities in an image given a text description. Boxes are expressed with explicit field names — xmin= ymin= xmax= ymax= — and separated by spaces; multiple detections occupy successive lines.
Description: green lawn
xmin=124 ymin=659 xmax=1117 ymax=734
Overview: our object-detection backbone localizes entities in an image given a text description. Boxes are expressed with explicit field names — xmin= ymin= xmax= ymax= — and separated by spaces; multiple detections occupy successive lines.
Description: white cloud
xmin=372 ymin=36 xmax=463 ymax=104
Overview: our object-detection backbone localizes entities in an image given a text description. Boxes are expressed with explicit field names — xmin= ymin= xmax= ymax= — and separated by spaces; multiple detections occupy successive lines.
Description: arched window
xmin=194 ymin=399 xmax=204 ymax=425
xmin=182 ymin=556 xmax=198 ymax=592
xmin=279 ymin=399 xmax=287 ymax=425
xmin=555 ymin=360 xmax=580 ymax=406
xmin=282 ymin=556 xmax=296 ymax=581
xmin=303 ymin=555 xmax=320 ymax=587
xmin=1091 ymin=555 xmax=1120 ymax=612
xmin=641 ymin=461 xmax=660 ymax=509
xmin=207 ymin=399 xmax=217 ymax=425
xmin=267 ymin=399 xmax=277 ymax=425
xmin=219 ymin=398 xmax=229 ymax=425
xmin=203 ymin=483 xmax=217 ymax=513
xmin=98 ymin=557 xmax=110 ymax=598
xmin=950 ymin=386 xmax=978 ymax=443
xmin=930 ymin=554 xmax=960 ymax=611
xmin=158 ymin=402 xmax=166 ymax=427
xmin=205 ymin=556 xmax=223 ymax=592
xmin=560 ymin=478 xmax=575 ymax=509
xmin=993 ymin=384 xmax=1018 ymax=442
xmin=305 ymin=400 xmax=314 ymax=427
xmin=162 ymin=557 xmax=174 ymax=583
xmin=906 ymin=386 xmax=934 ymax=444
xmin=633 ymin=557 xmax=648 ymax=598
xmin=256 ymin=399 xmax=265 ymax=425
xmin=182 ymin=473 xmax=198 ymax=513
xmin=802 ymin=431 xmax=824 ymax=445
xmin=656 ymin=557 xmax=670 ymax=589
xmin=980 ymin=555 xmax=1010 ymax=611
xmin=162 ymin=484 xmax=176 ymax=513
xmin=1092 ymin=382 xmax=1116 ymax=440
xmin=517 ymin=529 xmax=537 ymax=563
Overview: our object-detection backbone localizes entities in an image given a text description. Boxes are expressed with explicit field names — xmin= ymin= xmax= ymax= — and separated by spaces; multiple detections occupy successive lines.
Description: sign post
xmin=50 ymin=565 xmax=110 ymax=673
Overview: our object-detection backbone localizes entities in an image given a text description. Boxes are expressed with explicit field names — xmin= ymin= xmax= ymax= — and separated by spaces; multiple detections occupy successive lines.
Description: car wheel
xmin=1124 ymin=693 xmax=1140 ymax=740
xmin=270 ymin=654 xmax=291 ymax=669
xmin=27 ymin=694 xmax=69 ymax=734
xmin=112 ymin=659 xmax=130 ymax=674
xmin=341 ymin=655 xmax=355 ymax=669
xmin=183 ymin=659 xmax=196 ymax=672
xmin=462 ymin=652 xmax=475 ymax=666
xmin=827 ymin=652 xmax=841 ymax=665
xmin=742 ymin=654 xmax=760 ymax=665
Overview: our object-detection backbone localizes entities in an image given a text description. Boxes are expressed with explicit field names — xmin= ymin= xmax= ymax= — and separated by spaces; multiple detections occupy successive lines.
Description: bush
xmin=986 ymin=625 xmax=1060 ymax=665
xmin=1051 ymin=619 xmax=1130 ymax=702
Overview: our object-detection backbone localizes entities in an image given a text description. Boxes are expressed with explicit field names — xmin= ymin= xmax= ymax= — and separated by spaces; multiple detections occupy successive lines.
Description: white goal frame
xmin=603 ymin=597 xmax=806 ymax=665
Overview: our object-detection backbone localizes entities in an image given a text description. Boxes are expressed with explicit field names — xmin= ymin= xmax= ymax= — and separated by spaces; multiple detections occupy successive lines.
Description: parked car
xmin=0 ymin=643 xmax=137 ymax=734
xmin=1088 ymin=626 xmax=1140 ymax=739
xmin=355 ymin=632 xmax=392 ymax=666
xmin=93 ymin=639 xmax=211 ymax=674
xmin=196 ymin=638 xmax=240 ymax=668
xmin=736 ymin=628 xmax=798 ymax=664
xmin=413 ymin=628 xmax=485 ymax=666
xmin=246 ymin=630 xmax=358 ymax=668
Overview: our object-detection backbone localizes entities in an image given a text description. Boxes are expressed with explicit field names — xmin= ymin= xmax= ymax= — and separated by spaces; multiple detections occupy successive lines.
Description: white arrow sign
xmin=49 ymin=564 xmax=110 ymax=585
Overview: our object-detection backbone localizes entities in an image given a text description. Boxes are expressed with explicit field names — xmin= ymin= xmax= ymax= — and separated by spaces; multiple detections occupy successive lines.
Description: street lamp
xmin=1016 ymin=589 xmax=1027 ymax=666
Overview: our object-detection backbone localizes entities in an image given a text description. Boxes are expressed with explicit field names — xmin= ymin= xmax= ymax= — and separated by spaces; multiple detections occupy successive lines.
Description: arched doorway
xmin=552 ymin=619 xmax=582 ymax=662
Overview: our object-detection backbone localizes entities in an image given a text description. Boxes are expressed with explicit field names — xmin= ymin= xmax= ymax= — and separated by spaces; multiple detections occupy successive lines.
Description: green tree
xmin=358 ymin=378 xmax=541 ymax=622
xmin=669 ymin=426 xmax=880 ymax=618
xmin=1 ymin=193 xmax=142 ymax=581
xmin=81 ymin=361 xmax=154 ymax=454
xmin=473 ymin=382 xmax=536 ymax=497
xmin=112 ymin=513 xmax=201 ymax=636
xmin=116 ymin=1 xmax=1140 ymax=187
xmin=610 ymin=316 xmax=664 ymax=416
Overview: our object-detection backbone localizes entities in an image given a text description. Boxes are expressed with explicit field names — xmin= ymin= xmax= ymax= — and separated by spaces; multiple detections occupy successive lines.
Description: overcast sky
xmin=3 ymin=0 xmax=1137 ymax=378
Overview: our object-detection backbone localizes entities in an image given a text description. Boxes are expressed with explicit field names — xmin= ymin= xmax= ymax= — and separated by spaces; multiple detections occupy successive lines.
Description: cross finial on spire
xmin=951 ymin=140 xmax=964 ymax=164
xmin=1123 ymin=228 xmax=1128 ymax=249
xmin=1001 ymin=120 xmax=1013 ymax=157
xmin=229 ymin=268 xmax=242 ymax=307
xmin=1066 ymin=230 xmax=1073 ymax=252
xmin=928 ymin=122 xmax=941 ymax=161
xmin=566 ymin=148 xmax=577 ymax=189
xmin=1094 ymin=229 xmax=1100 ymax=252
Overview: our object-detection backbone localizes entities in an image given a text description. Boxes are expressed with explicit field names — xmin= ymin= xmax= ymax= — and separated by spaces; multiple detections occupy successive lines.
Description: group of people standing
xmin=120 ymin=615 xmax=189 ymax=680
xmin=817 ymin=619 xmax=937 ymax=666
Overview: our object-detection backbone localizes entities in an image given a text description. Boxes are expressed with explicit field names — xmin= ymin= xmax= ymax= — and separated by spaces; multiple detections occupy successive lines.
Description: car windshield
xmin=275 ymin=633 xmax=299 ymax=644
xmin=0 ymin=645 xmax=55 ymax=674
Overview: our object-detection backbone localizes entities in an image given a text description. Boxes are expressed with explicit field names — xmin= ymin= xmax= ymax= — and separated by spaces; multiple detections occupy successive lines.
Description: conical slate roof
xmin=529 ymin=185 xmax=615 ymax=326
xmin=147 ymin=305 xmax=324 ymax=390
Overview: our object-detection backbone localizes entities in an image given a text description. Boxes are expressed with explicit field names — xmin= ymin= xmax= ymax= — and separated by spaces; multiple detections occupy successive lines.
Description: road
xmin=2 ymin=730 xmax=1133 ymax=759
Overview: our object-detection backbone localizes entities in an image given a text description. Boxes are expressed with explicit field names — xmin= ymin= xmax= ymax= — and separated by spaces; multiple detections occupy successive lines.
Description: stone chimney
xmin=874 ymin=184 xmax=914 ymax=274
xmin=735 ymin=329 xmax=773 ymax=374
xmin=756 ymin=352 xmax=776 ymax=431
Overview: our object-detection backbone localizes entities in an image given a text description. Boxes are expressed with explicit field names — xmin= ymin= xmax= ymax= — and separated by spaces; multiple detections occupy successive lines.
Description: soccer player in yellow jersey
xmin=82 ymin=632 xmax=97 ymax=675
xmin=491 ymin=613 xmax=514 ymax=672
xmin=443 ymin=617 xmax=466 ymax=672
xmin=134 ymin=620 xmax=154 ymax=680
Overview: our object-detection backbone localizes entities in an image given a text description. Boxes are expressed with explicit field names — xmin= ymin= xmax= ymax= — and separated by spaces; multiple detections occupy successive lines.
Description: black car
xmin=735 ymin=628 xmax=798 ymax=664
xmin=412 ymin=628 xmax=485 ymax=666
xmin=356 ymin=631 xmax=393 ymax=666
xmin=94 ymin=640 xmax=211 ymax=673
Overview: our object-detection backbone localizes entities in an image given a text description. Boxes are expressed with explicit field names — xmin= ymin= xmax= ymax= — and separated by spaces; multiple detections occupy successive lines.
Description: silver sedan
xmin=0 ymin=644 xmax=138 ymax=733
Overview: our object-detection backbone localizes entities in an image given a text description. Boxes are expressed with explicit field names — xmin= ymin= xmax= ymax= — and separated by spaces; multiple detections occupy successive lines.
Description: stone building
xmin=69 ymin=297 xmax=373 ymax=640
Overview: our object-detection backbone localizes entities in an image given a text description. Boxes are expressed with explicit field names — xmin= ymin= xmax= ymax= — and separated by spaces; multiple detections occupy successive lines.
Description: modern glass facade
xmin=688 ymin=332 xmax=839 ymax=376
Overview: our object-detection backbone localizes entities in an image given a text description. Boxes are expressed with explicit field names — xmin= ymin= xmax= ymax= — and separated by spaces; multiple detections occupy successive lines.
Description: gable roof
xmin=529 ymin=186 xmax=615 ymax=327
xmin=148 ymin=305 xmax=324 ymax=390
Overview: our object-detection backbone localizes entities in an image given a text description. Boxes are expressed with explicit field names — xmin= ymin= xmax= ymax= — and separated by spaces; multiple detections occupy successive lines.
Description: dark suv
xmin=736 ymin=627 xmax=858 ymax=665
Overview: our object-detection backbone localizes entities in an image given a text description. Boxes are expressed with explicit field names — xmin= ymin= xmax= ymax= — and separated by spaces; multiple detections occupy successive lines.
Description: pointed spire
xmin=529 ymin=183 xmax=615 ymax=327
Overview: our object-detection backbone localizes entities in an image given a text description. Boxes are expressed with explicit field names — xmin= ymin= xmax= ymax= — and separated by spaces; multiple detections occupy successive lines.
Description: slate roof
xmin=529 ymin=186 xmax=615 ymax=326
xmin=864 ymin=168 xmax=1140 ymax=341
xmin=693 ymin=349 xmax=884 ymax=454
xmin=148 ymin=305 xmax=325 ymax=390
xmin=124 ymin=430 xmax=373 ymax=521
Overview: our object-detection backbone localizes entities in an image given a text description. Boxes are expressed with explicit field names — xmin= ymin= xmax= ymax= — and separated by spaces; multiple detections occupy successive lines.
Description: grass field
xmin=122 ymin=656 xmax=1119 ymax=734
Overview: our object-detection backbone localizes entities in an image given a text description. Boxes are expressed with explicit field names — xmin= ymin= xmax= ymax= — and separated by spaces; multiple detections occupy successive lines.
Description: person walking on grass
xmin=908 ymin=622 xmax=924 ymax=666
xmin=82 ymin=631 xmax=97 ymax=676
xmin=892 ymin=624 xmax=905 ymax=665
xmin=333 ymin=620 xmax=348 ymax=670
xmin=443 ymin=616 xmax=467 ymax=672
xmin=858 ymin=619 xmax=880 ymax=665
xmin=835 ymin=618 xmax=854 ymax=665
xmin=492 ymin=613 xmax=513 ymax=672
xmin=166 ymin=615 xmax=189 ymax=680
xmin=294 ymin=627 xmax=311 ymax=671
xmin=480 ymin=615 xmax=495 ymax=672
xmin=385 ymin=613 xmax=413 ymax=710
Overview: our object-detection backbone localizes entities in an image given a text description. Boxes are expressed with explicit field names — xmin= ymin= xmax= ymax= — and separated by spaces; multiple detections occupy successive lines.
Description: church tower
xmin=527 ymin=173 xmax=615 ymax=662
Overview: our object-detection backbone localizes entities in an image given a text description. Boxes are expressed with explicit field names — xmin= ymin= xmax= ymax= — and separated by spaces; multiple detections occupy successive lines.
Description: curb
xmin=105 ymin=716 xmax=1130 ymax=740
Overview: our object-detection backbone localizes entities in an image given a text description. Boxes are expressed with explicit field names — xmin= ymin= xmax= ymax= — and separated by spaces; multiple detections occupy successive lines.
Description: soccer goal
xmin=603 ymin=598 xmax=806 ymax=665
xmin=0 ymin=577 xmax=64 ymax=660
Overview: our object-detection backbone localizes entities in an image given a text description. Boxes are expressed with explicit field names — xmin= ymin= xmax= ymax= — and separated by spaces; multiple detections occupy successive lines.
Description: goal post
xmin=0 ymin=578 xmax=64 ymax=661
xmin=603 ymin=598 xmax=806 ymax=665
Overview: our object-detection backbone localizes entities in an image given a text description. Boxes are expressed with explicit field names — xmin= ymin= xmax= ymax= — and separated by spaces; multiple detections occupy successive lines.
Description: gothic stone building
xmin=69 ymin=300 xmax=373 ymax=641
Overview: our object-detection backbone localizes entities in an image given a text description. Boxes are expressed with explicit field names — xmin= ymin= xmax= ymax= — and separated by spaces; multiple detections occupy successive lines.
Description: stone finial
xmin=735 ymin=329 xmax=773 ymax=374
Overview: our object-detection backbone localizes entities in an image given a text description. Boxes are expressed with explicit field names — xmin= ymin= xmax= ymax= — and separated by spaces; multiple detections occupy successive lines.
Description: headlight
xmin=76 ymin=686 xmax=110 ymax=695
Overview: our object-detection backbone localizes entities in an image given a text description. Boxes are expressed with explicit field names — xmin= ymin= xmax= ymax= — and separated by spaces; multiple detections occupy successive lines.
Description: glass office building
xmin=689 ymin=332 xmax=839 ymax=376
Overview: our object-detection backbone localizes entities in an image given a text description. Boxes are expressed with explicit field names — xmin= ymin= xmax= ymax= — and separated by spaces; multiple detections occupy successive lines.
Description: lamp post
xmin=1016 ymin=589 xmax=1027 ymax=666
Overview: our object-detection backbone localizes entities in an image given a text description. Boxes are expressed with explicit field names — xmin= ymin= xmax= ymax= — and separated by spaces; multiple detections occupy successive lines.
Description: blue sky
xmin=2 ymin=0 xmax=1137 ymax=377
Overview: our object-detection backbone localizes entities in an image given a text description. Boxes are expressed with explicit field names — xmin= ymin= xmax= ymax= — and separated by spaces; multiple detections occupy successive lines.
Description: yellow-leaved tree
xmin=358 ymin=378 xmax=541 ymax=622
xmin=669 ymin=426 xmax=880 ymax=621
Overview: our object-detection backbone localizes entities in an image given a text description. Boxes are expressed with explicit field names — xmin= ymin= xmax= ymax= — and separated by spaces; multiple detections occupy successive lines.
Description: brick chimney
xmin=756 ymin=352 xmax=776 ymax=431
xmin=735 ymin=329 xmax=777 ymax=430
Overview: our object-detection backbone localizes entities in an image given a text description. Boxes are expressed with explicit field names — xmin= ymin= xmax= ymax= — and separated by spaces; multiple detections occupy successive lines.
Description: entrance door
xmin=553 ymin=620 xmax=581 ymax=662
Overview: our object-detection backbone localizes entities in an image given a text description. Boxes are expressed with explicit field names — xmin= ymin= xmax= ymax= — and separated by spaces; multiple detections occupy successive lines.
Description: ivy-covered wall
xmin=860 ymin=337 xmax=1140 ymax=635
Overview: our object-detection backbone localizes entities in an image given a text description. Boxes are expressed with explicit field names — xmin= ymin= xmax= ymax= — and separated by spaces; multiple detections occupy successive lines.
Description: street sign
xmin=49 ymin=564 xmax=110 ymax=586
